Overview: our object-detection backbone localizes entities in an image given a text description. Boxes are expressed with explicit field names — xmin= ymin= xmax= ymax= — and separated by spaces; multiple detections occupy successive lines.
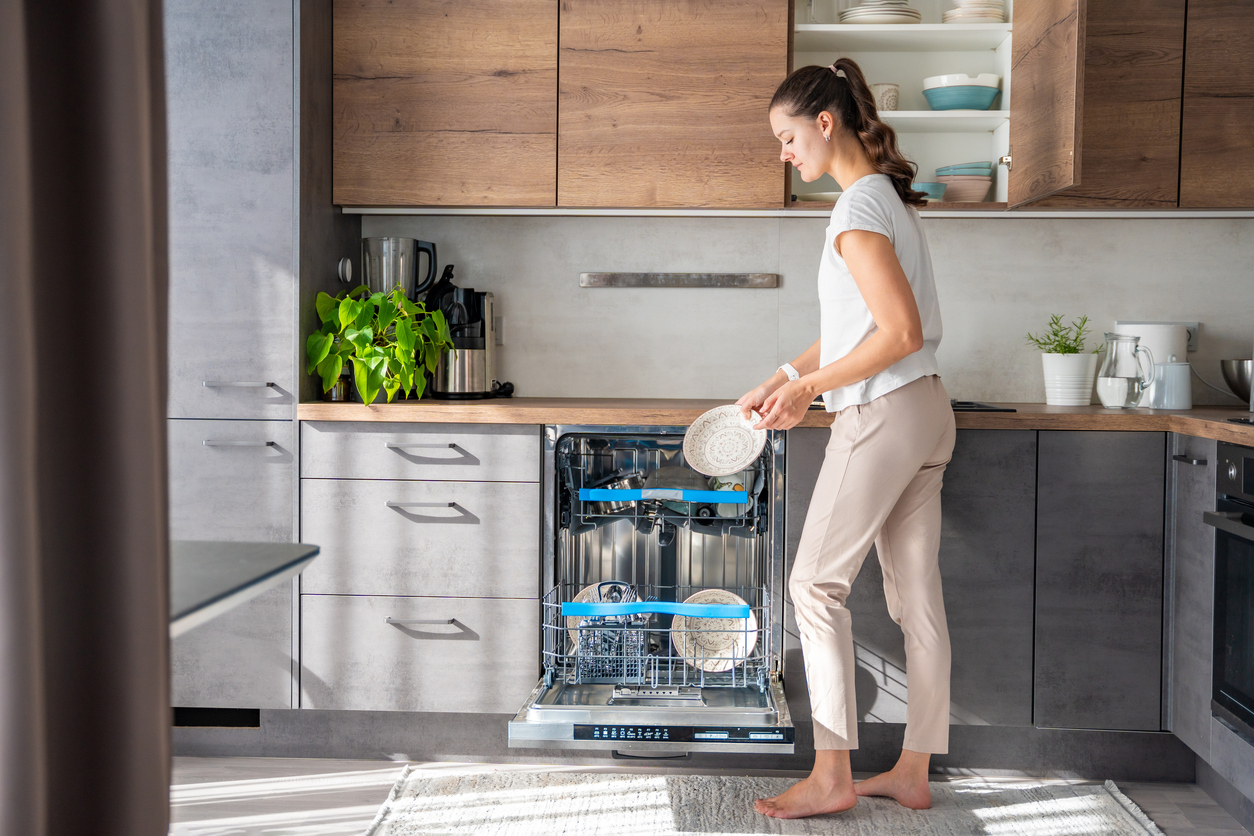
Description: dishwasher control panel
xmin=575 ymin=725 xmax=792 ymax=743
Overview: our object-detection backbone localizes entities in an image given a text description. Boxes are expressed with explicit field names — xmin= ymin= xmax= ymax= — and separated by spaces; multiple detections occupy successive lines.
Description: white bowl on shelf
xmin=923 ymin=73 xmax=1000 ymax=90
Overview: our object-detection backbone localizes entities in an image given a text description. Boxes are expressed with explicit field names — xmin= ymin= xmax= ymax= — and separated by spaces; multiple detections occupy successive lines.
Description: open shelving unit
xmin=790 ymin=0 xmax=1014 ymax=210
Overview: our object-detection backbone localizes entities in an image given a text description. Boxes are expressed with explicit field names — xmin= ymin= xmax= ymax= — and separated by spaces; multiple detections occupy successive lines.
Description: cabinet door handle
xmin=385 ymin=617 xmax=455 ymax=626
xmin=385 ymin=442 xmax=457 ymax=450
xmin=202 ymin=381 xmax=276 ymax=388
xmin=202 ymin=440 xmax=276 ymax=447
xmin=385 ymin=501 xmax=455 ymax=509
xmin=1173 ymin=454 xmax=1208 ymax=466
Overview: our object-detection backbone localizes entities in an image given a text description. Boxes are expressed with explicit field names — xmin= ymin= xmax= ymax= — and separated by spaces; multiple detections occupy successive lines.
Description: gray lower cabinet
xmin=299 ymin=594 xmax=539 ymax=713
xmin=299 ymin=478 xmax=540 ymax=598
xmin=165 ymin=0 xmax=295 ymax=420
xmin=1168 ymin=433 xmax=1216 ymax=758
xmin=168 ymin=418 xmax=296 ymax=708
xmin=784 ymin=428 xmax=1037 ymax=727
xmin=1035 ymin=431 xmax=1166 ymax=731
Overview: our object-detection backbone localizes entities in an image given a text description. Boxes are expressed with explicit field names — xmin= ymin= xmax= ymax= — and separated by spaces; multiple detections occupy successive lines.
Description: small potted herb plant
xmin=1027 ymin=314 xmax=1097 ymax=406
xmin=306 ymin=286 xmax=452 ymax=405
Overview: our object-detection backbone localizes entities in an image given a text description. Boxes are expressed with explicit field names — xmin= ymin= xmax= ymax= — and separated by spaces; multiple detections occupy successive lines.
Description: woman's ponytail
xmin=770 ymin=58 xmax=928 ymax=208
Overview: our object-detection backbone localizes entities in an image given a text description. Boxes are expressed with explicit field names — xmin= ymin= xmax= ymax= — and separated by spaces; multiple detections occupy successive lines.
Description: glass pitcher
xmin=1096 ymin=332 xmax=1155 ymax=408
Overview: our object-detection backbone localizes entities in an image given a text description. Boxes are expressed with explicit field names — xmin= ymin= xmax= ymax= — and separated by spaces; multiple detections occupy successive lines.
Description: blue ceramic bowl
xmin=923 ymin=86 xmax=1000 ymax=111
xmin=912 ymin=182 xmax=947 ymax=201
xmin=937 ymin=162 xmax=994 ymax=175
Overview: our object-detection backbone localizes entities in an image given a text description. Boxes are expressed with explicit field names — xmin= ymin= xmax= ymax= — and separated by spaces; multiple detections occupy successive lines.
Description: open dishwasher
xmin=507 ymin=424 xmax=793 ymax=755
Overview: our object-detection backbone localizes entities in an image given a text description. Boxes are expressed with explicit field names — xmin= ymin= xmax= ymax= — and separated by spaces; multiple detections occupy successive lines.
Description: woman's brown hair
xmin=770 ymin=58 xmax=928 ymax=208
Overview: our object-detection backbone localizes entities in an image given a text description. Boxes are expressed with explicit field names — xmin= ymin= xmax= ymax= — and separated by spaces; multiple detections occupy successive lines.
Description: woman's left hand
xmin=752 ymin=380 xmax=813 ymax=431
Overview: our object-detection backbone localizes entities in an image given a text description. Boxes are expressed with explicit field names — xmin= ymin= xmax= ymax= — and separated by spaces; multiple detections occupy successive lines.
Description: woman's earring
xmin=824 ymin=134 xmax=831 ymax=142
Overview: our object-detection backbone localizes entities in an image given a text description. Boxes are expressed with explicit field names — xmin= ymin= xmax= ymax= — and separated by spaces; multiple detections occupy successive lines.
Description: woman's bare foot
xmin=754 ymin=749 xmax=857 ymax=819
xmin=853 ymin=749 xmax=933 ymax=809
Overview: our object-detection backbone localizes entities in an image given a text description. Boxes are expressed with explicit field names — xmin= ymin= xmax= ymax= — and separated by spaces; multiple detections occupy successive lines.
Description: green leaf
xmin=354 ymin=298 xmax=374 ymax=330
xmin=351 ymin=355 xmax=368 ymax=406
xmin=419 ymin=316 xmax=438 ymax=345
xmin=347 ymin=284 xmax=369 ymax=299
xmin=317 ymin=354 xmax=343 ymax=393
xmin=306 ymin=331 xmax=333 ymax=374
xmin=315 ymin=292 xmax=339 ymax=325
xmin=400 ymin=297 xmax=420 ymax=317
xmin=377 ymin=298 xmax=397 ymax=334
xmin=425 ymin=346 xmax=441 ymax=373
xmin=339 ymin=299 xmax=360 ymax=331
xmin=395 ymin=318 xmax=415 ymax=354
xmin=383 ymin=378 xmax=402 ymax=403
xmin=432 ymin=310 xmax=451 ymax=345
xmin=412 ymin=372 xmax=427 ymax=400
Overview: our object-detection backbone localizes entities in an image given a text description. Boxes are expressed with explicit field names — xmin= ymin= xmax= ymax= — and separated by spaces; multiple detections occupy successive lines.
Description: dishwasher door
xmin=508 ymin=675 xmax=794 ymax=754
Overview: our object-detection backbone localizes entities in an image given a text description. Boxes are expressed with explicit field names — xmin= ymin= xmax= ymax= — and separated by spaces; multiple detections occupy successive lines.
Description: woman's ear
xmin=817 ymin=111 xmax=836 ymax=140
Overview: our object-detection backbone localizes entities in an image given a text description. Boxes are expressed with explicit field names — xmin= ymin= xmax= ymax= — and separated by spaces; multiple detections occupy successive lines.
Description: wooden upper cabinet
xmin=1007 ymin=0 xmax=1088 ymax=207
xmin=1036 ymin=0 xmax=1185 ymax=208
xmin=1180 ymin=0 xmax=1254 ymax=208
xmin=333 ymin=0 xmax=558 ymax=207
xmin=558 ymin=0 xmax=790 ymax=208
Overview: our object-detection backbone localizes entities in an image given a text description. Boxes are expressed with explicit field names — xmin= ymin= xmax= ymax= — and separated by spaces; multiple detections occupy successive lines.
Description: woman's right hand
xmin=735 ymin=380 xmax=775 ymax=421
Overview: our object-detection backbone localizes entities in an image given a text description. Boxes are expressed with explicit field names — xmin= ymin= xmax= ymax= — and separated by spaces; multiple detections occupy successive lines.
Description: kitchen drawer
xmin=299 ymin=478 xmax=539 ymax=597
xmin=171 ymin=585 xmax=292 ymax=708
xmin=299 ymin=594 xmax=539 ymax=713
xmin=168 ymin=418 xmax=295 ymax=541
xmin=300 ymin=421 xmax=540 ymax=482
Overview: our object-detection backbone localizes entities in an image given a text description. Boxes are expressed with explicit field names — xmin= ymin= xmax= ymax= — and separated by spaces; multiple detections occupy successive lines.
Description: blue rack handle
xmin=578 ymin=488 xmax=747 ymax=503
xmin=562 ymin=601 xmax=750 ymax=619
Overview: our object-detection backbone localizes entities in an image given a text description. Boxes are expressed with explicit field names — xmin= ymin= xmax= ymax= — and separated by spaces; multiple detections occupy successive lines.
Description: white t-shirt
xmin=818 ymin=173 xmax=942 ymax=412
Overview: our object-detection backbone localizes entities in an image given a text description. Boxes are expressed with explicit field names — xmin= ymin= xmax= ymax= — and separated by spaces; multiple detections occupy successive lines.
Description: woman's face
xmin=769 ymin=106 xmax=835 ymax=182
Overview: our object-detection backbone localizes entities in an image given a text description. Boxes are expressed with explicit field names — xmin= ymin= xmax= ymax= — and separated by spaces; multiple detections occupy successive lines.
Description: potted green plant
xmin=306 ymin=286 xmax=452 ymax=405
xmin=1026 ymin=314 xmax=1097 ymax=406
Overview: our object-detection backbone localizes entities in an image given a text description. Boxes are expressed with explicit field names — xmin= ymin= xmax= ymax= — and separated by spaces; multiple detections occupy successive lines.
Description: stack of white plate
xmin=840 ymin=0 xmax=922 ymax=25
xmin=942 ymin=0 xmax=1006 ymax=23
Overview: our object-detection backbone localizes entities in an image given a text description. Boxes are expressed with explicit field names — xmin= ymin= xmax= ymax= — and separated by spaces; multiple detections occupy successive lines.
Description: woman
xmin=738 ymin=58 xmax=956 ymax=819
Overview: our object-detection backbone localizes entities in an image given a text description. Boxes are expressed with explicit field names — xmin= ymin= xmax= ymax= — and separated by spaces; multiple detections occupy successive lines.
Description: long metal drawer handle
xmin=1172 ymin=454 xmax=1208 ymax=466
xmin=202 ymin=440 xmax=277 ymax=447
xmin=385 ymin=501 xmax=455 ymax=509
xmin=385 ymin=617 xmax=455 ymax=626
xmin=1202 ymin=510 xmax=1254 ymax=541
xmin=385 ymin=442 xmax=457 ymax=450
xmin=202 ymin=381 xmax=276 ymax=388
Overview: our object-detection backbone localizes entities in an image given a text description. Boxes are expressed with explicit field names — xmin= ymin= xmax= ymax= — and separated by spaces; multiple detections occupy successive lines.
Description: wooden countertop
xmin=297 ymin=399 xmax=1254 ymax=445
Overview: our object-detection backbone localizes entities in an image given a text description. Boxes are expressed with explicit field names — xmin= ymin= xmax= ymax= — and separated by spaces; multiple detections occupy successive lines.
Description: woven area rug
xmin=363 ymin=766 xmax=1164 ymax=835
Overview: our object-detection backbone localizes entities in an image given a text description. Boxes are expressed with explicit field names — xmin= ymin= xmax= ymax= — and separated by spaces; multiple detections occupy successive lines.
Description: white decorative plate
xmin=671 ymin=589 xmax=759 ymax=673
xmin=683 ymin=405 xmax=768 ymax=477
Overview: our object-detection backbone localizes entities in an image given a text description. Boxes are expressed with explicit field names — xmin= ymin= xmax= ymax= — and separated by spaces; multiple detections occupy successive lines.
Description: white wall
xmin=362 ymin=215 xmax=1254 ymax=405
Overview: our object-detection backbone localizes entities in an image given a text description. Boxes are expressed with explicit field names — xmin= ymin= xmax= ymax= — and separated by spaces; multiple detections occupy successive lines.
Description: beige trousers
xmin=790 ymin=374 xmax=956 ymax=753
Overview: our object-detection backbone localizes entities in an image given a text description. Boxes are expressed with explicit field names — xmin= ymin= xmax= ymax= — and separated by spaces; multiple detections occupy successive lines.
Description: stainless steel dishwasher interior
xmin=508 ymin=425 xmax=793 ymax=755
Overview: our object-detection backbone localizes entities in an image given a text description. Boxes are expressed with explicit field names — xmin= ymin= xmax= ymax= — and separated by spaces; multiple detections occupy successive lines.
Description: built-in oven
xmin=1206 ymin=442 xmax=1254 ymax=738
xmin=507 ymin=424 xmax=794 ymax=756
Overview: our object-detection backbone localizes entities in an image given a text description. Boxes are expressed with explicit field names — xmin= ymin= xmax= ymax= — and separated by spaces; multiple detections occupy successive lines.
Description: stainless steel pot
xmin=592 ymin=472 xmax=644 ymax=514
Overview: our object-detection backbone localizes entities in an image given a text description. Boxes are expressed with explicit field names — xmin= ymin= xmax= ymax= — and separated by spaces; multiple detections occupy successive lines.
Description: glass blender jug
xmin=1096 ymin=332 xmax=1155 ymax=408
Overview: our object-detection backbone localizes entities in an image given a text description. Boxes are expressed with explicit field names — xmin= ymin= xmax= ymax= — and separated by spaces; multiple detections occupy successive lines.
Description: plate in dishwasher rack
xmin=683 ymin=405 xmax=767 ymax=477
xmin=671 ymin=589 xmax=758 ymax=673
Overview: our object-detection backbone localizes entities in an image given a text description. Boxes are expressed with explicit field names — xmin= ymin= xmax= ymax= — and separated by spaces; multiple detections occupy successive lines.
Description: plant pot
xmin=1041 ymin=353 xmax=1098 ymax=406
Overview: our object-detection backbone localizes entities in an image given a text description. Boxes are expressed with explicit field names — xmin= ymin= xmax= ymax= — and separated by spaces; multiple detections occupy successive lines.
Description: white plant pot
xmin=1041 ymin=353 xmax=1098 ymax=406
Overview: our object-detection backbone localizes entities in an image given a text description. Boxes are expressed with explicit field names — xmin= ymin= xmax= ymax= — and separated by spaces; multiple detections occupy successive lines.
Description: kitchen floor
xmin=169 ymin=756 xmax=1251 ymax=835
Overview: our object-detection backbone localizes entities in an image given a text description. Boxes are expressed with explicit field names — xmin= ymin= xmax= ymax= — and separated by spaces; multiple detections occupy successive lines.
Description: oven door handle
xmin=1202 ymin=510 xmax=1254 ymax=541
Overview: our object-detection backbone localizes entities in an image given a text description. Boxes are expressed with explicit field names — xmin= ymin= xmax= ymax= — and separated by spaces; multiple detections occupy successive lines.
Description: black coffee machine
xmin=424 ymin=266 xmax=513 ymax=399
